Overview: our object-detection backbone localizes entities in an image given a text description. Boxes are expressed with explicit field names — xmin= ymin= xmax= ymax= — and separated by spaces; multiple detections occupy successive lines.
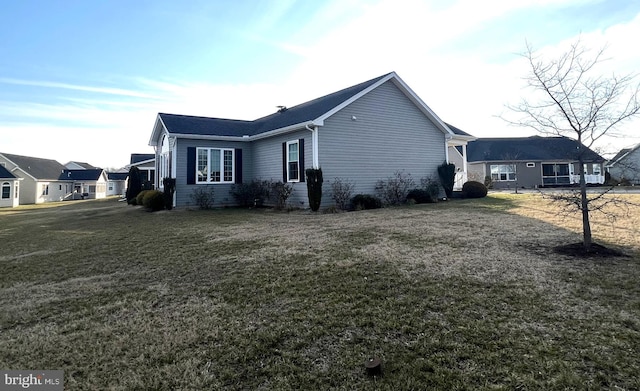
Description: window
xmin=108 ymin=183 xmax=114 ymax=191
xmin=42 ymin=184 xmax=49 ymax=196
xmin=287 ymin=140 xmax=300 ymax=182
xmin=196 ymin=148 xmax=234 ymax=184
xmin=2 ymin=182 xmax=9 ymax=199
xmin=542 ymin=163 xmax=570 ymax=185
xmin=526 ymin=162 xmax=535 ymax=168
xmin=490 ymin=165 xmax=516 ymax=181
xmin=583 ymin=163 xmax=590 ymax=175
xmin=89 ymin=185 xmax=96 ymax=193
xmin=593 ymin=164 xmax=601 ymax=175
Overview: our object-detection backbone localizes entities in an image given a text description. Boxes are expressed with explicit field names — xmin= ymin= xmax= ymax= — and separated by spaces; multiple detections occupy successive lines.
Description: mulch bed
xmin=554 ymin=242 xmax=628 ymax=258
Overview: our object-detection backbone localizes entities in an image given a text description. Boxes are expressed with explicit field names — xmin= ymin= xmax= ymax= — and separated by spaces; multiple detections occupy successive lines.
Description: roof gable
xmin=0 ymin=153 xmax=67 ymax=180
xmin=467 ymin=136 xmax=605 ymax=162
xmin=0 ymin=164 xmax=17 ymax=179
xmin=60 ymin=169 xmax=106 ymax=181
xmin=151 ymin=72 xmax=457 ymax=145
xmin=607 ymin=144 xmax=640 ymax=166
xmin=130 ymin=154 xmax=155 ymax=164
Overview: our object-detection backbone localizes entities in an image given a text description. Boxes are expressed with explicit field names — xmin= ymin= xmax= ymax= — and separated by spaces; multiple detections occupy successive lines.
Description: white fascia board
xmin=249 ymin=121 xmax=321 ymax=141
xmin=149 ymin=115 xmax=167 ymax=146
xmin=125 ymin=159 xmax=156 ymax=169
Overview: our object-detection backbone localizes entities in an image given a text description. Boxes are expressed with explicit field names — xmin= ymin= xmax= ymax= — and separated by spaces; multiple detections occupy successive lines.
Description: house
xmin=126 ymin=154 xmax=155 ymax=189
xmin=106 ymin=171 xmax=128 ymax=196
xmin=60 ymin=169 xmax=108 ymax=199
xmin=0 ymin=164 xmax=21 ymax=208
xmin=606 ymin=144 xmax=640 ymax=185
xmin=65 ymin=161 xmax=98 ymax=170
xmin=148 ymin=72 xmax=473 ymax=208
xmin=467 ymin=136 xmax=605 ymax=189
xmin=0 ymin=153 xmax=73 ymax=204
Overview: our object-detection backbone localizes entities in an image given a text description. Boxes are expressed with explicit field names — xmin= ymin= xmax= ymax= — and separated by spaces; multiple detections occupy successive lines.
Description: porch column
xmin=312 ymin=126 xmax=319 ymax=169
xmin=462 ymin=144 xmax=468 ymax=182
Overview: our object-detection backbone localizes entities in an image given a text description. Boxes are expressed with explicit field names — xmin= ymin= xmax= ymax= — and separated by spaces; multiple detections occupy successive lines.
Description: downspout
xmin=305 ymin=124 xmax=319 ymax=169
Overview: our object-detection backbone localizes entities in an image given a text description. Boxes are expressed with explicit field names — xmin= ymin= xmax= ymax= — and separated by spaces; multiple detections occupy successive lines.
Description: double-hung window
xmin=287 ymin=140 xmax=300 ymax=182
xmin=490 ymin=164 xmax=516 ymax=181
xmin=196 ymin=148 xmax=234 ymax=184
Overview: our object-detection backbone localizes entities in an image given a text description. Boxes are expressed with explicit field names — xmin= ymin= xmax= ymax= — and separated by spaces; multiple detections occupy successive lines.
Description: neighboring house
xmin=0 ymin=164 xmax=21 ymax=208
xmin=60 ymin=169 xmax=108 ymax=199
xmin=65 ymin=161 xmax=98 ymax=170
xmin=467 ymin=136 xmax=605 ymax=189
xmin=606 ymin=144 xmax=640 ymax=184
xmin=148 ymin=72 xmax=473 ymax=208
xmin=107 ymin=171 xmax=128 ymax=196
xmin=126 ymin=154 xmax=156 ymax=189
xmin=0 ymin=153 xmax=73 ymax=204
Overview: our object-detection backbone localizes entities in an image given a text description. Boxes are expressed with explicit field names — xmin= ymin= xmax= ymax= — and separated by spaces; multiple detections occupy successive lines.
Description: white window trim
xmin=490 ymin=164 xmax=516 ymax=181
xmin=196 ymin=147 xmax=235 ymax=184
xmin=286 ymin=140 xmax=300 ymax=183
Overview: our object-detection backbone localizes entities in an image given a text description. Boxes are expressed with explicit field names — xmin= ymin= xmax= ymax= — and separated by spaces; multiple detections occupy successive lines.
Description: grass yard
xmin=1 ymin=194 xmax=640 ymax=390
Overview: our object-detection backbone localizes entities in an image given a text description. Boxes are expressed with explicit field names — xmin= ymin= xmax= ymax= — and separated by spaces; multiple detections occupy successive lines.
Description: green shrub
xmin=420 ymin=176 xmax=440 ymax=202
xmin=351 ymin=194 xmax=382 ymax=210
xmin=437 ymin=162 xmax=456 ymax=198
xmin=126 ymin=166 xmax=143 ymax=204
xmin=406 ymin=189 xmax=432 ymax=204
xmin=190 ymin=187 xmax=215 ymax=209
xmin=142 ymin=190 xmax=165 ymax=212
xmin=231 ymin=180 xmax=271 ymax=207
xmin=462 ymin=181 xmax=488 ymax=198
xmin=306 ymin=168 xmax=323 ymax=212
xmin=135 ymin=190 xmax=150 ymax=206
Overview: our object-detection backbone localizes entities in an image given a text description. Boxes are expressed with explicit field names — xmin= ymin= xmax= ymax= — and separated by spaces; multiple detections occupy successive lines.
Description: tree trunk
xmin=579 ymin=159 xmax=592 ymax=251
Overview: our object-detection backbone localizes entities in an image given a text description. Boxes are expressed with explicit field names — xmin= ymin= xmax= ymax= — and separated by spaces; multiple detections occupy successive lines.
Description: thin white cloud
xmin=0 ymin=78 xmax=159 ymax=99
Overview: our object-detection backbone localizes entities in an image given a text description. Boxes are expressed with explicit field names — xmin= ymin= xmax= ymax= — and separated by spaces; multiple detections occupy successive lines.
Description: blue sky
xmin=1 ymin=0 xmax=639 ymax=168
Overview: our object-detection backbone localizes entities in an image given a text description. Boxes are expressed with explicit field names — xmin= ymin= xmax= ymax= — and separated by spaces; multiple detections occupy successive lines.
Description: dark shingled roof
xmin=107 ymin=172 xmax=129 ymax=181
xmin=1 ymin=153 xmax=66 ymax=180
xmin=0 ymin=164 xmax=17 ymax=179
xmin=445 ymin=123 xmax=473 ymax=137
xmin=130 ymin=154 xmax=155 ymax=164
xmin=159 ymin=73 xmax=392 ymax=137
xmin=608 ymin=148 xmax=631 ymax=165
xmin=60 ymin=169 xmax=105 ymax=181
xmin=467 ymin=136 xmax=605 ymax=162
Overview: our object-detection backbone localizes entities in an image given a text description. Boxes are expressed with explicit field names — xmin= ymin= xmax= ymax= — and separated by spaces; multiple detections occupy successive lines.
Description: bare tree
xmin=505 ymin=38 xmax=640 ymax=251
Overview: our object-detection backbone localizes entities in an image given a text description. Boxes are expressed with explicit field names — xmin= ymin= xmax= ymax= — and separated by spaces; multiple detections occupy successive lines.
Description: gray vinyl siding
xmin=318 ymin=80 xmax=446 ymax=203
xmin=252 ymin=129 xmax=310 ymax=208
xmin=609 ymin=149 xmax=640 ymax=184
xmin=484 ymin=162 xmax=541 ymax=189
xmin=174 ymin=138 xmax=252 ymax=207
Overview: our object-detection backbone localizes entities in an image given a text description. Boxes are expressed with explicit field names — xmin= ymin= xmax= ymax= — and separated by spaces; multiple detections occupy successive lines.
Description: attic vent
xmin=277 ymin=105 xmax=287 ymax=113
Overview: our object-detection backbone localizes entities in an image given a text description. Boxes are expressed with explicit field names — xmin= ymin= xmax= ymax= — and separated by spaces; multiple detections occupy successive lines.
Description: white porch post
xmin=462 ymin=144 xmax=468 ymax=182
xmin=312 ymin=126 xmax=319 ymax=169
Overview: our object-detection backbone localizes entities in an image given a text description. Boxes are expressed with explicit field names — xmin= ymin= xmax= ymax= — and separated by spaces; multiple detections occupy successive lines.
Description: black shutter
xmin=235 ymin=148 xmax=243 ymax=184
xmin=282 ymin=142 xmax=287 ymax=182
xmin=299 ymin=138 xmax=305 ymax=182
xmin=187 ymin=147 xmax=196 ymax=185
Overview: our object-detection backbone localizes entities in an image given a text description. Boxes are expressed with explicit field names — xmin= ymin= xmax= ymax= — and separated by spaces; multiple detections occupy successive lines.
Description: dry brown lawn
xmin=1 ymin=194 xmax=639 ymax=390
